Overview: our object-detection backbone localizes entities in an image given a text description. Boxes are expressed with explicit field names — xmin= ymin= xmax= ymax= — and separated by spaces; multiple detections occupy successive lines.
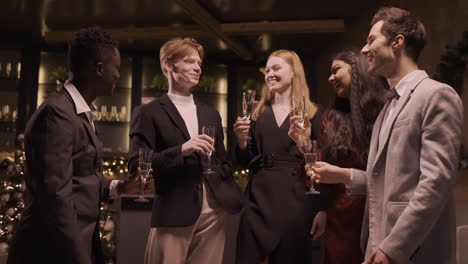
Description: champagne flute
xmin=202 ymin=125 xmax=215 ymax=174
xmin=5 ymin=62 xmax=11 ymax=79
xmin=121 ymin=106 xmax=128 ymax=122
xmin=16 ymin=62 xmax=21 ymax=79
xmin=101 ymin=105 xmax=108 ymax=121
xmin=298 ymin=139 xmax=320 ymax=194
xmin=135 ymin=148 xmax=153 ymax=202
xmin=3 ymin=105 xmax=10 ymax=122
xmin=110 ymin=105 xmax=118 ymax=122
xmin=242 ymin=90 xmax=256 ymax=119
xmin=242 ymin=91 xmax=256 ymax=144
xmin=292 ymin=95 xmax=305 ymax=127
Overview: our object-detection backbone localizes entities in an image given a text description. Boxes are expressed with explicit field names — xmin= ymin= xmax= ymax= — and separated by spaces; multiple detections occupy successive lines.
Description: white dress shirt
xmin=63 ymin=80 xmax=97 ymax=131
xmin=378 ymin=70 xmax=423 ymax=148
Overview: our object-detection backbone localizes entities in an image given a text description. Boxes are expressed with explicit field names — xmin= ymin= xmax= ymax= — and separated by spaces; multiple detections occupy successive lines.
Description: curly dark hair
xmin=68 ymin=26 xmax=119 ymax=73
xmin=320 ymin=49 xmax=387 ymax=166
xmin=371 ymin=7 xmax=426 ymax=62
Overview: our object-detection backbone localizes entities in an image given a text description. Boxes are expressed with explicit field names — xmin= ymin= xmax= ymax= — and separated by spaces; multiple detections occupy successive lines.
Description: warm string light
xmin=0 ymin=137 xmax=121 ymax=259
xmin=103 ymin=157 xmax=128 ymax=180
xmin=0 ymin=144 xmax=26 ymax=253
xmin=234 ymin=168 xmax=249 ymax=175
xmin=233 ymin=168 xmax=249 ymax=190
xmin=99 ymin=157 xmax=127 ymax=262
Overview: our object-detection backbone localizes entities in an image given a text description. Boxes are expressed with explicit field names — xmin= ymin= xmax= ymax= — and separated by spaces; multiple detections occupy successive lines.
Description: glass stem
xmin=140 ymin=176 xmax=145 ymax=197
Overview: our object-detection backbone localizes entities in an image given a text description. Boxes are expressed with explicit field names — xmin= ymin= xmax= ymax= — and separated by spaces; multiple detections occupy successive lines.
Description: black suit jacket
xmin=129 ymin=94 xmax=243 ymax=227
xmin=8 ymin=89 xmax=109 ymax=264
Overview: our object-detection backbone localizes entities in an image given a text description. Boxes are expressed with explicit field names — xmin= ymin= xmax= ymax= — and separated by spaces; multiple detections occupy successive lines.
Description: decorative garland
xmin=0 ymin=135 xmax=123 ymax=262
xmin=0 ymin=144 xmax=25 ymax=255
xmin=434 ymin=31 xmax=468 ymax=168
xmin=434 ymin=31 xmax=468 ymax=95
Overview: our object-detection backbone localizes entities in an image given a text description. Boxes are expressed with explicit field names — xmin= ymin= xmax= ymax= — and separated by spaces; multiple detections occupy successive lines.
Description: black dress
xmin=236 ymin=105 xmax=325 ymax=264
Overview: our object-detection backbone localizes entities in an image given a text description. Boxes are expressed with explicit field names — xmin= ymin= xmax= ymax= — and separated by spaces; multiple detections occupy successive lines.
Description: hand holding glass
xmin=202 ymin=125 xmax=215 ymax=174
xmin=135 ymin=148 xmax=153 ymax=202
xmin=298 ymin=139 xmax=320 ymax=194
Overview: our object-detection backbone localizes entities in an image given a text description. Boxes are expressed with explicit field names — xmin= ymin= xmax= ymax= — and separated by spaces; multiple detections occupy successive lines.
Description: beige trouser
xmin=144 ymin=184 xmax=227 ymax=264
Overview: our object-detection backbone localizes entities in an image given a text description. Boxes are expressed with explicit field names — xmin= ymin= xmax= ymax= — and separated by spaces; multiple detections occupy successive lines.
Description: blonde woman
xmin=233 ymin=49 xmax=327 ymax=264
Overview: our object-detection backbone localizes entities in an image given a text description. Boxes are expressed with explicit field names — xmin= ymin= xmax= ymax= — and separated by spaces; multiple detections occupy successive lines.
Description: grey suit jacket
xmin=348 ymin=71 xmax=463 ymax=264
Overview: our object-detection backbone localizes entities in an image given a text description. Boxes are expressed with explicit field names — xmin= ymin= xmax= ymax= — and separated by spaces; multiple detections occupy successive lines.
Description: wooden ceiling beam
xmin=44 ymin=25 xmax=210 ymax=43
xmin=44 ymin=18 xmax=344 ymax=41
xmin=44 ymin=20 xmax=345 ymax=54
xmin=175 ymin=0 xmax=253 ymax=61
xmin=222 ymin=19 xmax=345 ymax=35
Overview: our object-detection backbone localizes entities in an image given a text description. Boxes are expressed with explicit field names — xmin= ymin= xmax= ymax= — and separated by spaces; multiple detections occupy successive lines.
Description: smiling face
xmin=328 ymin=59 xmax=352 ymax=98
xmin=361 ymin=20 xmax=395 ymax=77
xmin=264 ymin=56 xmax=294 ymax=94
xmin=168 ymin=50 xmax=202 ymax=91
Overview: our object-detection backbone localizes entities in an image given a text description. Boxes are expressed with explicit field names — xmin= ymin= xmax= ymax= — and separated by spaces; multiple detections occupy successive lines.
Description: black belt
xmin=248 ymin=153 xmax=301 ymax=170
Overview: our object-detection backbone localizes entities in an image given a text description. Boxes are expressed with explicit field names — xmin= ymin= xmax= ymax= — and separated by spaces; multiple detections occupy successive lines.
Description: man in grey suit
xmin=311 ymin=7 xmax=463 ymax=264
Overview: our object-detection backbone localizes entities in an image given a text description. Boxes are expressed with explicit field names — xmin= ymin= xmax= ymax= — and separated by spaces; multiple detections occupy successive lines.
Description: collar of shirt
xmin=393 ymin=70 xmax=424 ymax=98
xmin=167 ymin=92 xmax=195 ymax=106
xmin=64 ymin=80 xmax=97 ymax=118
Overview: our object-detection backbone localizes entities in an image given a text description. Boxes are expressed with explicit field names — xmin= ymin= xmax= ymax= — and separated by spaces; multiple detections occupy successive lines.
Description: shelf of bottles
xmin=0 ymin=49 xmax=21 ymax=153
xmin=94 ymin=56 xmax=132 ymax=156
xmin=38 ymin=52 xmax=132 ymax=157
xmin=37 ymin=52 xmax=68 ymax=108
xmin=141 ymin=59 xmax=228 ymax=146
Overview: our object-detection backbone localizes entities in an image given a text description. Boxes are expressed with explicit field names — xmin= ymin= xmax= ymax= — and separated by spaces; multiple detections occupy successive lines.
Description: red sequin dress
xmin=314 ymin=109 xmax=366 ymax=264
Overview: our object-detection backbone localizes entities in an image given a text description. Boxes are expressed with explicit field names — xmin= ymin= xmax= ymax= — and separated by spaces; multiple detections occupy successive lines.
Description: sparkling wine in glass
xmin=292 ymin=96 xmax=305 ymax=127
xmin=135 ymin=148 xmax=153 ymax=202
xmin=242 ymin=90 xmax=256 ymax=119
xmin=298 ymin=139 xmax=320 ymax=194
xmin=202 ymin=125 xmax=215 ymax=174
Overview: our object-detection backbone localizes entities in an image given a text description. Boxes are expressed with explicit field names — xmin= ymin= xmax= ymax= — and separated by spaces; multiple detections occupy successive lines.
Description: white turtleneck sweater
xmin=167 ymin=93 xmax=198 ymax=138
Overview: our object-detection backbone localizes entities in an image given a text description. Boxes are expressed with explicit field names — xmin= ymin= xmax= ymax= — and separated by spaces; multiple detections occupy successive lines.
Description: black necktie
xmin=385 ymin=88 xmax=400 ymax=101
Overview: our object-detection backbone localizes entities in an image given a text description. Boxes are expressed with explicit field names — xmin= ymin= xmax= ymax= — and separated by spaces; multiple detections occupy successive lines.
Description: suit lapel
xmin=371 ymin=71 xmax=429 ymax=169
xmin=78 ymin=114 xmax=103 ymax=171
xmin=160 ymin=94 xmax=191 ymax=141
xmin=62 ymin=88 xmax=103 ymax=178
xmin=194 ymin=98 xmax=219 ymax=162
xmin=195 ymin=98 xmax=214 ymax=162
xmin=195 ymin=99 xmax=212 ymax=134
xmin=367 ymin=104 xmax=387 ymax=171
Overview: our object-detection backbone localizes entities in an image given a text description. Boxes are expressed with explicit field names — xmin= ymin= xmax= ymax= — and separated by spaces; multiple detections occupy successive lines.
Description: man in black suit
xmin=8 ymin=27 xmax=137 ymax=264
xmin=129 ymin=37 xmax=243 ymax=264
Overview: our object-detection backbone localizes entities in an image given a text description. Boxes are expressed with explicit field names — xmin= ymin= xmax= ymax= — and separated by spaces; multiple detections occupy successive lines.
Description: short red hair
xmin=159 ymin=37 xmax=204 ymax=76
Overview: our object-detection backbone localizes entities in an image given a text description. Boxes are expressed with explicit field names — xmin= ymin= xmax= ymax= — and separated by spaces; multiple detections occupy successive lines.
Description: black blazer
xmin=8 ymin=89 xmax=109 ymax=264
xmin=129 ymin=94 xmax=243 ymax=227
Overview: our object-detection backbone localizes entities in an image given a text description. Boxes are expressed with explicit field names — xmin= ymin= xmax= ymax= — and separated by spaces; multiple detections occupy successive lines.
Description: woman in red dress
xmin=290 ymin=49 xmax=387 ymax=263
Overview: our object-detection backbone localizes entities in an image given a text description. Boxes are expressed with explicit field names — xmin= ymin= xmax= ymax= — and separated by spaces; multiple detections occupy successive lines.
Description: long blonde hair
xmin=252 ymin=49 xmax=317 ymax=120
